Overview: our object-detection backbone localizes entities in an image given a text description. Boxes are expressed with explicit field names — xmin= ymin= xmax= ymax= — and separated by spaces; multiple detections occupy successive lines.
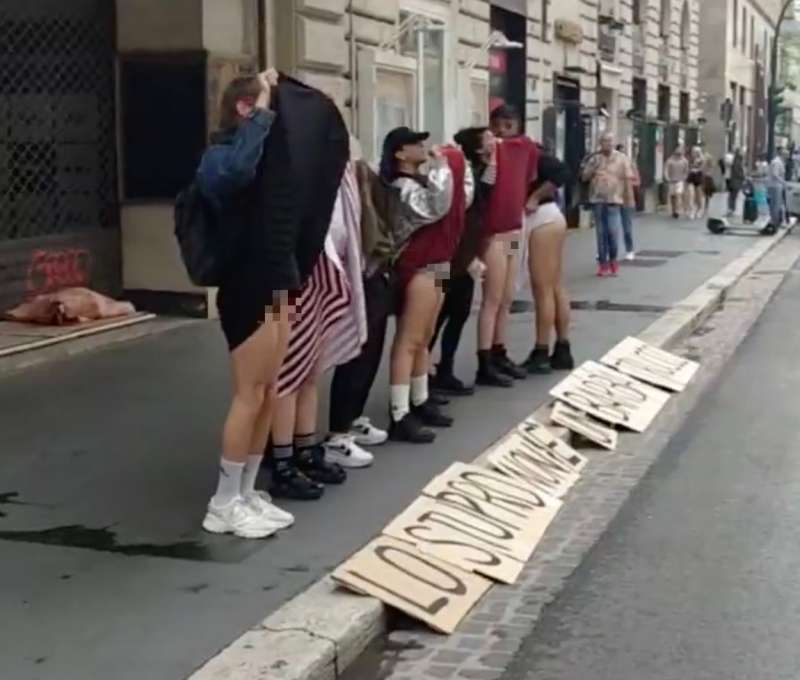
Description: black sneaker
xmin=431 ymin=371 xmax=475 ymax=396
xmin=412 ymin=400 xmax=454 ymax=428
xmin=550 ymin=341 xmax=575 ymax=371
xmin=270 ymin=464 xmax=325 ymax=500
xmin=389 ymin=413 xmax=436 ymax=444
xmin=524 ymin=347 xmax=553 ymax=375
xmin=428 ymin=391 xmax=450 ymax=406
xmin=296 ymin=446 xmax=347 ymax=485
xmin=492 ymin=349 xmax=527 ymax=380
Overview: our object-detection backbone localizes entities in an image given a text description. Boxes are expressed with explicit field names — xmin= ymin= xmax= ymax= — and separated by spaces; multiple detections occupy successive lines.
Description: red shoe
xmin=609 ymin=260 xmax=620 ymax=276
xmin=597 ymin=264 xmax=609 ymax=277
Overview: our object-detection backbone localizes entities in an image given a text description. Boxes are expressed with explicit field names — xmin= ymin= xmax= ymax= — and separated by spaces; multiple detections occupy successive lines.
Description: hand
xmin=467 ymin=258 xmax=487 ymax=283
xmin=525 ymin=196 xmax=539 ymax=215
xmin=255 ymin=68 xmax=279 ymax=109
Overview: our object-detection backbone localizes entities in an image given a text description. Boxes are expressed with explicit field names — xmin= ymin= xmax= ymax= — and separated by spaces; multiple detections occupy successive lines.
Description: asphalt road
xmin=502 ymin=247 xmax=800 ymax=679
xmin=0 ymin=213 xmax=762 ymax=680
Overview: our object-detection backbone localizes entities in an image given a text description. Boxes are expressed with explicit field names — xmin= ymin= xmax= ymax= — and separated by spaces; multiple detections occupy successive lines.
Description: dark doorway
xmin=550 ymin=76 xmax=584 ymax=227
xmin=489 ymin=5 xmax=527 ymax=124
xmin=658 ymin=85 xmax=671 ymax=122
xmin=679 ymin=91 xmax=690 ymax=124
xmin=633 ymin=78 xmax=648 ymax=117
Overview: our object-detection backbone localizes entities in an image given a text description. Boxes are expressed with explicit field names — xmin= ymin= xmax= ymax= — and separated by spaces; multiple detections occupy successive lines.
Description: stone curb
xmin=187 ymin=227 xmax=792 ymax=680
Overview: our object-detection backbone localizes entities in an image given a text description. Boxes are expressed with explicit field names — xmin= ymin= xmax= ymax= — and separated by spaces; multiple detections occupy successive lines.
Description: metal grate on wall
xmin=0 ymin=0 xmax=117 ymax=242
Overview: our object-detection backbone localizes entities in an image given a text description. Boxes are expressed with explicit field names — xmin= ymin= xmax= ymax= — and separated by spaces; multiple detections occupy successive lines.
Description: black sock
xmin=478 ymin=349 xmax=492 ymax=369
xmin=491 ymin=344 xmax=507 ymax=357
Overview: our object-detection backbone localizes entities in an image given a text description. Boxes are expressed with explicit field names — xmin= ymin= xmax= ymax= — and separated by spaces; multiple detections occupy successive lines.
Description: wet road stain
xmin=181 ymin=583 xmax=209 ymax=594
xmin=282 ymin=564 xmax=310 ymax=573
xmin=511 ymin=300 xmax=670 ymax=315
xmin=0 ymin=492 xmax=23 ymax=517
xmin=0 ymin=525 xmax=267 ymax=563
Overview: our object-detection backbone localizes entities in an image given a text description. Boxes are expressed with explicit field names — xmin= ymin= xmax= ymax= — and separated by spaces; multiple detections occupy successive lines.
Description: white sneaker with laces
xmin=325 ymin=435 xmax=374 ymax=468
xmin=349 ymin=417 xmax=388 ymax=446
xmin=202 ymin=496 xmax=280 ymax=539
xmin=625 ymin=251 xmax=635 ymax=261
xmin=243 ymin=491 xmax=295 ymax=530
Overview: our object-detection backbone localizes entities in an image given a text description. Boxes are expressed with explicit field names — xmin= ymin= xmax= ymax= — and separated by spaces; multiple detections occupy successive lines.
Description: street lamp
xmin=768 ymin=0 xmax=795 ymax=158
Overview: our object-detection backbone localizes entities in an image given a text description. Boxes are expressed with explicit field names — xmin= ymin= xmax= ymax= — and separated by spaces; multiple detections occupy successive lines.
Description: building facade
xmin=0 ymin=0 xmax=711 ymax=315
xmin=698 ymin=0 xmax=783 ymax=171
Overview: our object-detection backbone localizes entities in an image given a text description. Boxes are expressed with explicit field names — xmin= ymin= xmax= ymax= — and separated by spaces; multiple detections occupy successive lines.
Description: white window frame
xmin=398 ymin=0 xmax=456 ymax=141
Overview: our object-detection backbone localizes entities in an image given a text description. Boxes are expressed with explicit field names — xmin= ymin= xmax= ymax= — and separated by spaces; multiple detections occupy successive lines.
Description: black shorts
xmin=688 ymin=171 xmax=703 ymax=187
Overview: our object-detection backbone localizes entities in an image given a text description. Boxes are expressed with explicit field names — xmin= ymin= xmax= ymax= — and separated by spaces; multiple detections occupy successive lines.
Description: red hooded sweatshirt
xmin=482 ymin=135 xmax=540 ymax=236
xmin=396 ymin=146 xmax=467 ymax=288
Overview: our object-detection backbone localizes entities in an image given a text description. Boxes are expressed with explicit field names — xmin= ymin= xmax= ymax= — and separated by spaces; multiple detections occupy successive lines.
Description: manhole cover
xmin=620 ymin=259 xmax=668 ymax=267
xmin=636 ymin=249 xmax=686 ymax=258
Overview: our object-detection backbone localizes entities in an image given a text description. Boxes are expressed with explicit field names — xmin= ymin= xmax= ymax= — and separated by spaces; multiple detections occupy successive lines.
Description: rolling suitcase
xmin=743 ymin=195 xmax=758 ymax=223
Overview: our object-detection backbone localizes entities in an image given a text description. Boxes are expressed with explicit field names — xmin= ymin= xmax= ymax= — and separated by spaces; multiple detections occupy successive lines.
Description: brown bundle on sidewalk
xmin=4 ymin=288 xmax=136 ymax=326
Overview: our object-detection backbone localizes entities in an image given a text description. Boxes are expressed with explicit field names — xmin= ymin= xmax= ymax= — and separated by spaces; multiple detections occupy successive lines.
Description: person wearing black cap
xmin=380 ymin=126 xmax=466 ymax=443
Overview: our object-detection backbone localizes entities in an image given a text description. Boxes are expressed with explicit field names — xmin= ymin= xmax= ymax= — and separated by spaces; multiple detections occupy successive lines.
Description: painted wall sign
xmin=26 ymin=248 xmax=91 ymax=295
xmin=550 ymin=361 xmax=670 ymax=432
xmin=421 ymin=463 xmax=562 ymax=554
xmin=331 ymin=535 xmax=491 ymax=634
xmin=382 ymin=495 xmax=526 ymax=584
xmin=486 ymin=419 xmax=587 ymax=499
xmin=551 ymin=401 xmax=619 ymax=451
xmin=600 ymin=336 xmax=699 ymax=392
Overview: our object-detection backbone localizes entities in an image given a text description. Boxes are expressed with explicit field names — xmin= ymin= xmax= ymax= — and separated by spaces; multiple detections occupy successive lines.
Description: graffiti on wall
xmin=26 ymin=248 xmax=92 ymax=295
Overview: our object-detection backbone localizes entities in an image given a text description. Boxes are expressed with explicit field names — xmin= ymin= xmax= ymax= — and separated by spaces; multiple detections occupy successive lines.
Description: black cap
xmin=382 ymin=126 xmax=430 ymax=157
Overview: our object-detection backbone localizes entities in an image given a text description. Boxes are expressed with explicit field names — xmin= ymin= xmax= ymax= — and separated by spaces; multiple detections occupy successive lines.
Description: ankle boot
xmin=476 ymin=350 xmax=513 ymax=387
xmin=491 ymin=345 xmax=527 ymax=380
xmin=550 ymin=340 xmax=575 ymax=371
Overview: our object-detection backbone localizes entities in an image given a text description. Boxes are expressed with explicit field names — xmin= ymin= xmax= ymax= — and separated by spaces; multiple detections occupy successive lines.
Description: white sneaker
xmin=349 ymin=417 xmax=388 ymax=446
xmin=625 ymin=251 xmax=635 ymax=261
xmin=243 ymin=490 xmax=295 ymax=530
xmin=202 ymin=496 xmax=280 ymax=539
xmin=324 ymin=434 xmax=374 ymax=468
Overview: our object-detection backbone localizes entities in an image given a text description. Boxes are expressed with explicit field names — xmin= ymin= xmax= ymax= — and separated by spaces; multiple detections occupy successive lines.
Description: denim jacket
xmin=196 ymin=109 xmax=275 ymax=211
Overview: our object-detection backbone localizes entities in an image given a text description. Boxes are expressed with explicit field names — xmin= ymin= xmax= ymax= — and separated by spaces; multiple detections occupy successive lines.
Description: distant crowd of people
xmin=190 ymin=70 xmax=576 ymax=539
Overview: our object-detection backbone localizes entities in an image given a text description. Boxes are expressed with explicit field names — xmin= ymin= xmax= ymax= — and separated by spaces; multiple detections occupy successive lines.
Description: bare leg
xmin=222 ymin=309 xmax=288 ymax=463
xmin=391 ymin=272 xmax=441 ymax=386
xmin=529 ymin=222 xmax=566 ymax=346
xmin=478 ymin=238 xmax=507 ymax=351
xmin=492 ymin=243 xmax=519 ymax=349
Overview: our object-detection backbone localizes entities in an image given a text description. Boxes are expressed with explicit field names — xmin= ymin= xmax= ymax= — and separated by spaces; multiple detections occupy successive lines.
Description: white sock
xmin=212 ymin=458 xmax=245 ymax=506
xmin=390 ymin=384 xmax=411 ymax=422
xmin=411 ymin=374 xmax=429 ymax=407
xmin=241 ymin=454 xmax=263 ymax=496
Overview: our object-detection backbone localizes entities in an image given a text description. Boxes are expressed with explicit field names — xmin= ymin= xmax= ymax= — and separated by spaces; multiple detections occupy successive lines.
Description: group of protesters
xmin=192 ymin=70 xmax=577 ymax=539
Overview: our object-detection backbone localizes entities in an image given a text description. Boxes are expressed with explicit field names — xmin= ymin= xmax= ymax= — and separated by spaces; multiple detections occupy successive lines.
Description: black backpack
xmin=174 ymin=182 xmax=225 ymax=287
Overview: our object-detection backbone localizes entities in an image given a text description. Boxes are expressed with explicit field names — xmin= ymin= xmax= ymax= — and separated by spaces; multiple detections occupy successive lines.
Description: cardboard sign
xmin=551 ymin=401 xmax=619 ymax=451
xmin=382 ymin=495 xmax=526 ymax=584
xmin=421 ymin=463 xmax=562 ymax=555
xmin=486 ymin=419 xmax=587 ymax=499
xmin=601 ymin=336 xmax=699 ymax=392
xmin=550 ymin=361 xmax=670 ymax=432
xmin=332 ymin=535 xmax=492 ymax=634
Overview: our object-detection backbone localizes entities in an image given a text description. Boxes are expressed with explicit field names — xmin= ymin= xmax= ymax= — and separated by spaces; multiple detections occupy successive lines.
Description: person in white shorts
xmin=521 ymin=153 xmax=574 ymax=375
xmin=664 ymin=145 xmax=689 ymax=219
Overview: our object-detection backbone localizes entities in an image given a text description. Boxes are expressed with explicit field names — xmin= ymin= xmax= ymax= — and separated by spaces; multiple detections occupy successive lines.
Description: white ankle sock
xmin=213 ymin=458 xmax=245 ymax=506
xmin=390 ymin=384 xmax=411 ymax=422
xmin=411 ymin=374 xmax=428 ymax=407
xmin=241 ymin=454 xmax=264 ymax=496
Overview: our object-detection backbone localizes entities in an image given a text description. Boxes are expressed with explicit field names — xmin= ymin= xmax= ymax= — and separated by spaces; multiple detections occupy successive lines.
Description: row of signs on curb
xmin=332 ymin=336 xmax=699 ymax=633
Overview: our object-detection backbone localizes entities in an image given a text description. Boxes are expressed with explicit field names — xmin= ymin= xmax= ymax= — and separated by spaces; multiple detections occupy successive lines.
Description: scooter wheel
xmin=760 ymin=223 xmax=777 ymax=236
xmin=707 ymin=218 xmax=727 ymax=235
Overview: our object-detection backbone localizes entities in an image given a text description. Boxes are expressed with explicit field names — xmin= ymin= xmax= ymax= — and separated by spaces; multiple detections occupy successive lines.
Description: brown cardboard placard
xmin=486 ymin=420 xmax=587 ymax=499
xmin=332 ymin=535 xmax=492 ymax=634
xmin=549 ymin=361 xmax=670 ymax=432
xmin=600 ymin=336 xmax=699 ymax=392
xmin=382 ymin=495 xmax=526 ymax=584
xmin=421 ymin=462 xmax=562 ymax=553
xmin=551 ymin=400 xmax=619 ymax=451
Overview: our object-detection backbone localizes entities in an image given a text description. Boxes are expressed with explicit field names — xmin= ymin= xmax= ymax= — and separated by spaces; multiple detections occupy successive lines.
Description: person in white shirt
xmin=768 ymin=148 xmax=788 ymax=226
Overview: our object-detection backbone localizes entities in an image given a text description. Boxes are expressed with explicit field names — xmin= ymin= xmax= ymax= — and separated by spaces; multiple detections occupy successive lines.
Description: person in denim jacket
xmin=195 ymin=70 xmax=295 ymax=540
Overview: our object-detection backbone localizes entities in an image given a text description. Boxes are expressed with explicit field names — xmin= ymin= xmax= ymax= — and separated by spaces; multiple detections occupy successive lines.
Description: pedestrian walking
xmin=768 ymin=147 xmax=788 ymax=227
xmin=194 ymin=71 xmax=297 ymax=538
xmin=616 ymin=144 xmax=638 ymax=259
xmin=429 ymin=126 xmax=493 ymax=396
xmin=687 ymin=146 xmax=706 ymax=219
xmin=475 ymin=105 xmax=539 ymax=386
xmin=581 ymin=132 xmax=628 ymax=277
xmin=752 ymin=154 xmax=770 ymax=219
xmin=664 ymin=145 xmax=689 ymax=219
xmin=521 ymin=151 xmax=574 ymax=374
xmin=701 ymin=147 xmax=716 ymax=217
xmin=726 ymin=149 xmax=746 ymax=217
